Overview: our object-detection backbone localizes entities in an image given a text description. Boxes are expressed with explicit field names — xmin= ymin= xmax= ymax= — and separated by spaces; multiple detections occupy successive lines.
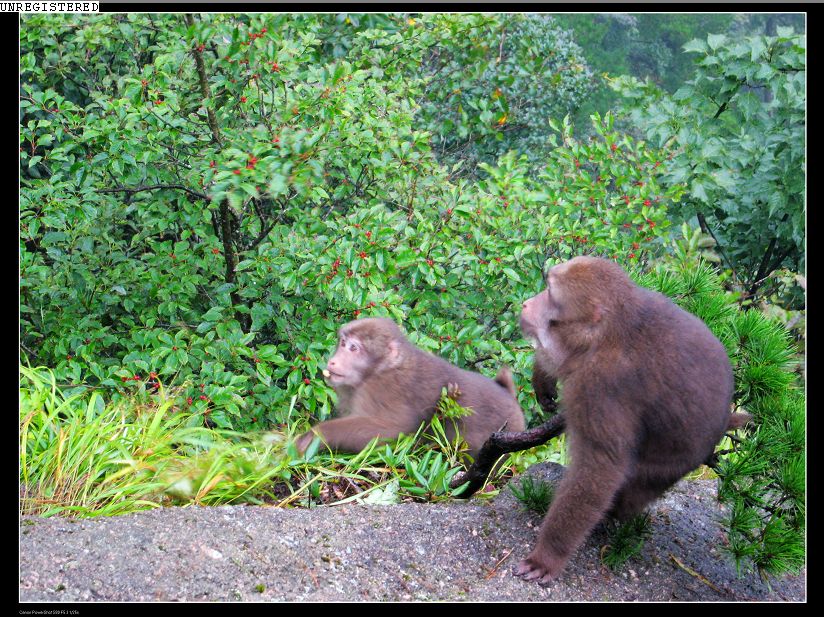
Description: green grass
xmin=19 ymin=366 xmax=525 ymax=517
xmin=509 ymin=475 xmax=554 ymax=515
xmin=600 ymin=514 xmax=653 ymax=571
xmin=20 ymin=366 xmax=291 ymax=516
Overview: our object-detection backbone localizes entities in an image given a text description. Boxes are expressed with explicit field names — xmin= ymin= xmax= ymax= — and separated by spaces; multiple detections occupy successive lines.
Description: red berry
xmin=643 ymin=199 xmax=651 ymax=206
xmin=611 ymin=144 xmax=618 ymax=151
xmin=187 ymin=397 xmax=193 ymax=405
xmin=303 ymin=378 xmax=310 ymax=385
xmin=240 ymin=96 xmax=247 ymax=103
xmin=359 ymin=251 xmax=367 ymax=258
xmin=353 ymin=309 xmax=361 ymax=316
xmin=233 ymin=169 xmax=241 ymax=175
xmin=200 ymin=395 xmax=207 ymax=401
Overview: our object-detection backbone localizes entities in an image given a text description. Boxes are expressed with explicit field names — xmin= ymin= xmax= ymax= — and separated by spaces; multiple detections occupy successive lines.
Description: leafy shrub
xmin=416 ymin=14 xmax=594 ymax=176
xmin=610 ymin=30 xmax=805 ymax=302
xmin=20 ymin=12 xmax=675 ymax=432
xmin=510 ymin=475 xmax=554 ymax=515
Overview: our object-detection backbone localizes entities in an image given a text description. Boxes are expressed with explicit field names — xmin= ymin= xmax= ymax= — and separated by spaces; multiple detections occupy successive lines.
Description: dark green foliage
xmin=556 ymin=14 xmax=735 ymax=130
xmin=417 ymin=14 xmax=593 ymax=177
xmin=510 ymin=475 xmax=554 ymax=515
xmin=19 ymin=12 xmax=675 ymax=432
xmin=639 ymin=255 xmax=805 ymax=580
xmin=600 ymin=514 xmax=652 ymax=571
xmin=611 ymin=30 xmax=805 ymax=301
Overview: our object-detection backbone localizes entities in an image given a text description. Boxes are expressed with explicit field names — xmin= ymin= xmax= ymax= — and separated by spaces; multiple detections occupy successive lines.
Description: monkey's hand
xmin=515 ymin=553 xmax=564 ymax=585
xmin=295 ymin=430 xmax=318 ymax=454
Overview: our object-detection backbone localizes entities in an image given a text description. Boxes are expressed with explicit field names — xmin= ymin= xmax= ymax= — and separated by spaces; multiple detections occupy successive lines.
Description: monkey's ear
xmin=386 ymin=339 xmax=403 ymax=368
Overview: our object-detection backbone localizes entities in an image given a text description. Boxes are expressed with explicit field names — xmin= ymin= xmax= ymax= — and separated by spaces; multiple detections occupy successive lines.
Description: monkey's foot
xmin=515 ymin=555 xmax=563 ymax=585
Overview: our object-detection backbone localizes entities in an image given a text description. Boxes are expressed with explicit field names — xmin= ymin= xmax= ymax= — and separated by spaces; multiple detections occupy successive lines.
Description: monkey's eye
xmin=348 ymin=343 xmax=359 ymax=352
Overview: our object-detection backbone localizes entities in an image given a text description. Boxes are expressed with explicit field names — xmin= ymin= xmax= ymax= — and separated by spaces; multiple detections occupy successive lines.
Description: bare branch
xmin=451 ymin=414 xmax=567 ymax=498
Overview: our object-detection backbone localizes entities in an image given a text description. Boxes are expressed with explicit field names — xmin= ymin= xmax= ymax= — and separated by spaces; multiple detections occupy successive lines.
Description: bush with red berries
xmin=21 ymin=14 xmax=672 ymax=431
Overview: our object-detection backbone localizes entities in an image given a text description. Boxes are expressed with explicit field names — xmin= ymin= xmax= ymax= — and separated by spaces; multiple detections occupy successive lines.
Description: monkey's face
xmin=520 ymin=272 xmax=563 ymax=350
xmin=325 ymin=333 xmax=373 ymax=387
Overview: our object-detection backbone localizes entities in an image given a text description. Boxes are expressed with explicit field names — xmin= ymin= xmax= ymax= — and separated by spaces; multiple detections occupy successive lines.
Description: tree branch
xmin=747 ymin=212 xmax=790 ymax=300
xmin=450 ymin=414 xmax=567 ymax=498
xmin=185 ymin=14 xmax=249 ymax=331
xmin=97 ymin=184 xmax=208 ymax=201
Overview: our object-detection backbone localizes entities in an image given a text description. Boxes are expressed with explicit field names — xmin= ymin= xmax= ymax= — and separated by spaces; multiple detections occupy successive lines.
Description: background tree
xmin=609 ymin=30 xmax=805 ymax=304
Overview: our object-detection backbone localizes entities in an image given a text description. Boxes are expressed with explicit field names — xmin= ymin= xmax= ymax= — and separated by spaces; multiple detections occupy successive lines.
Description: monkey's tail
xmin=494 ymin=366 xmax=517 ymax=397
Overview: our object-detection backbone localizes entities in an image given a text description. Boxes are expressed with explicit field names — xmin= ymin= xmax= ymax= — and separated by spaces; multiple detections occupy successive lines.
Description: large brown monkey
xmin=516 ymin=256 xmax=735 ymax=583
xmin=295 ymin=317 xmax=525 ymax=457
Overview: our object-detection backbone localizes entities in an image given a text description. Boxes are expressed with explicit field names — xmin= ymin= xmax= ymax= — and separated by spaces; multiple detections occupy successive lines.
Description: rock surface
xmin=19 ymin=463 xmax=805 ymax=602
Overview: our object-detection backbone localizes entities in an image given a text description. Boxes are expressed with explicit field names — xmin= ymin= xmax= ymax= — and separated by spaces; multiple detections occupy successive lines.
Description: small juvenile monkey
xmin=296 ymin=317 xmax=525 ymax=457
xmin=516 ymin=256 xmax=737 ymax=583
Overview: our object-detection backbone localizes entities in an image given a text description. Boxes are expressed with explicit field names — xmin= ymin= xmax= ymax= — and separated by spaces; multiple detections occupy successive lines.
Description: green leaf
xmin=503 ymin=268 xmax=521 ymax=283
xmin=690 ymin=180 xmax=709 ymax=203
xmin=707 ymin=34 xmax=727 ymax=51
xmin=682 ymin=38 xmax=707 ymax=54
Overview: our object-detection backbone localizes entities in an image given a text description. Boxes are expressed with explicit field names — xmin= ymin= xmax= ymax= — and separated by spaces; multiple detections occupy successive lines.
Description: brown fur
xmin=296 ymin=317 xmax=525 ymax=457
xmin=516 ymin=256 xmax=736 ymax=583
